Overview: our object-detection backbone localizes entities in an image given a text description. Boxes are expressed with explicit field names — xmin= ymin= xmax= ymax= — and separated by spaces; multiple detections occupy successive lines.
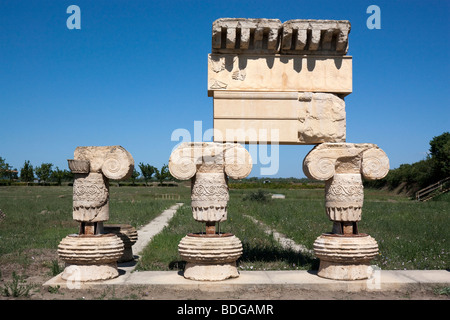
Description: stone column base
xmin=61 ymin=263 xmax=119 ymax=282
xmin=183 ymin=262 xmax=239 ymax=281
xmin=58 ymin=233 xmax=124 ymax=282
xmin=178 ymin=233 xmax=242 ymax=281
xmin=317 ymin=260 xmax=374 ymax=280
xmin=313 ymin=233 xmax=378 ymax=280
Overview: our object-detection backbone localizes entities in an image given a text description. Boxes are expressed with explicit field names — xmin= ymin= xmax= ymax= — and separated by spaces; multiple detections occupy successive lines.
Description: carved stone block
xmin=303 ymin=143 xmax=389 ymax=182
xmin=68 ymin=146 xmax=135 ymax=223
xmin=178 ymin=234 xmax=243 ymax=281
xmin=208 ymin=54 xmax=352 ymax=95
xmin=169 ymin=142 xmax=252 ymax=222
xmin=313 ymin=234 xmax=379 ymax=280
xmin=74 ymin=146 xmax=134 ymax=180
xmin=281 ymin=20 xmax=351 ymax=55
xmin=211 ymin=18 xmax=351 ymax=56
xmin=304 ymin=143 xmax=388 ymax=223
xmin=212 ymin=18 xmax=282 ymax=54
xmin=72 ymin=172 xmax=109 ymax=222
xmin=212 ymin=91 xmax=346 ymax=144
xmin=58 ymin=234 xmax=124 ymax=281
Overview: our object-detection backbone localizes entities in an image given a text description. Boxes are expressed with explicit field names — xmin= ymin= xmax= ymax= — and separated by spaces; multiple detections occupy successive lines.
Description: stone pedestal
xmin=58 ymin=234 xmax=124 ymax=281
xmin=178 ymin=233 xmax=243 ymax=281
xmin=313 ymin=233 xmax=378 ymax=280
xmin=169 ymin=142 xmax=252 ymax=281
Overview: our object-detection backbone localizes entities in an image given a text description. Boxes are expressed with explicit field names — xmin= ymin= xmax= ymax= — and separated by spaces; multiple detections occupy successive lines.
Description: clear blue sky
xmin=1 ymin=0 xmax=449 ymax=178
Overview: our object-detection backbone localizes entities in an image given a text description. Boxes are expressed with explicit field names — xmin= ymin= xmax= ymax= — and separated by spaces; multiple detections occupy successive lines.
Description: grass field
xmin=0 ymin=184 xmax=448 ymax=273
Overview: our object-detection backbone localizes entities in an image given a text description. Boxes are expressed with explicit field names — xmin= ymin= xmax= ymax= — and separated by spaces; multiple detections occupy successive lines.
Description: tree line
xmin=0 ymin=159 xmax=173 ymax=186
xmin=2 ymin=132 xmax=448 ymax=191
xmin=364 ymin=132 xmax=450 ymax=194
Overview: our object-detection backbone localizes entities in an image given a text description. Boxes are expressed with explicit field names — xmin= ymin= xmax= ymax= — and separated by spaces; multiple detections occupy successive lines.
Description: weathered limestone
xmin=313 ymin=234 xmax=379 ymax=280
xmin=208 ymin=17 xmax=391 ymax=282
xmin=281 ymin=20 xmax=351 ymax=55
xmin=211 ymin=18 xmax=351 ymax=55
xmin=58 ymin=234 xmax=124 ymax=281
xmin=213 ymin=92 xmax=346 ymax=144
xmin=58 ymin=146 xmax=135 ymax=282
xmin=169 ymin=142 xmax=252 ymax=281
xmin=208 ymin=55 xmax=352 ymax=94
xmin=178 ymin=234 xmax=243 ymax=281
xmin=209 ymin=18 xmax=352 ymax=145
xmin=68 ymin=146 xmax=134 ymax=225
xmin=212 ymin=18 xmax=282 ymax=54
xmin=303 ymin=143 xmax=389 ymax=280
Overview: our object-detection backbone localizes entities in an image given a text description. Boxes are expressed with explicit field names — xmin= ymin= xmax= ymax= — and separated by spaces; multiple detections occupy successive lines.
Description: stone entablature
xmin=209 ymin=18 xmax=352 ymax=145
xmin=211 ymin=18 xmax=351 ymax=55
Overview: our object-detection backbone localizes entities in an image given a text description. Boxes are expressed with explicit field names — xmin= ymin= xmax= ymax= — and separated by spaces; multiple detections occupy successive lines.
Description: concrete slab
xmin=44 ymin=268 xmax=450 ymax=293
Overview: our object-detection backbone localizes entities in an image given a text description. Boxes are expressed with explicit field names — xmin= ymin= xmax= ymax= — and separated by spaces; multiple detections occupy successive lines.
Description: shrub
xmin=1 ymin=272 xmax=33 ymax=297
xmin=243 ymin=189 xmax=270 ymax=202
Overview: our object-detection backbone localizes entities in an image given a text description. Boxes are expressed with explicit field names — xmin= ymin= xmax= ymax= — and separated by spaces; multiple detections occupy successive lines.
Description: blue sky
xmin=1 ymin=0 xmax=449 ymax=178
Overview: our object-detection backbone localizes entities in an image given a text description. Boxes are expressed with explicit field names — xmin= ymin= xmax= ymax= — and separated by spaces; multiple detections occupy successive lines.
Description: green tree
xmin=63 ymin=169 xmax=74 ymax=182
xmin=130 ymin=168 xmax=140 ymax=185
xmin=138 ymin=162 xmax=156 ymax=186
xmin=429 ymin=132 xmax=450 ymax=180
xmin=51 ymin=167 xmax=65 ymax=186
xmin=35 ymin=163 xmax=53 ymax=184
xmin=154 ymin=164 xmax=171 ymax=186
xmin=20 ymin=160 xmax=34 ymax=183
xmin=0 ymin=157 xmax=10 ymax=179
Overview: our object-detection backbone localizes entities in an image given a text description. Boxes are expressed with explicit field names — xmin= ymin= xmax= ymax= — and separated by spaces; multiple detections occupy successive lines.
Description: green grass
xmin=138 ymin=187 xmax=449 ymax=271
xmin=136 ymin=201 xmax=318 ymax=271
xmin=0 ymin=185 xmax=188 ymax=265
xmin=232 ymin=188 xmax=449 ymax=270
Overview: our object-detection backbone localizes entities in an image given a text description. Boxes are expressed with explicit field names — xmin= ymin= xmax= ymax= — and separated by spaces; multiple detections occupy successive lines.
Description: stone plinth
xmin=313 ymin=233 xmax=379 ymax=280
xmin=178 ymin=233 xmax=243 ymax=281
xmin=103 ymin=224 xmax=138 ymax=262
xmin=57 ymin=234 xmax=124 ymax=281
